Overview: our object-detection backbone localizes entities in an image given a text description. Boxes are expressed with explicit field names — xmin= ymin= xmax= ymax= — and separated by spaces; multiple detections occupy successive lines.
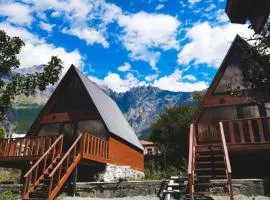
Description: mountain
xmin=10 ymin=85 xmax=193 ymax=138
xmin=108 ymin=86 xmax=193 ymax=138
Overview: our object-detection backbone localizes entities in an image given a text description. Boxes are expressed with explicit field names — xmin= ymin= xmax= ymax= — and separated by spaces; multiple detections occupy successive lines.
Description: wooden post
xmin=71 ymin=166 xmax=78 ymax=196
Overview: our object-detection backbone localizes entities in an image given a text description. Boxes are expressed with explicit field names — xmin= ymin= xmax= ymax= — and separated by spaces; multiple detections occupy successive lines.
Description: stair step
xmin=196 ymin=143 xmax=222 ymax=147
xmin=195 ymin=168 xmax=225 ymax=171
xmin=168 ymin=183 xmax=185 ymax=187
xmin=163 ymin=189 xmax=185 ymax=194
xmin=195 ymin=175 xmax=227 ymax=179
xmin=196 ymin=155 xmax=224 ymax=158
xmin=194 ymin=182 xmax=228 ymax=186
xmin=194 ymin=191 xmax=212 ymax=195
xmin=196 ymin=161 xmax=224 ymax=164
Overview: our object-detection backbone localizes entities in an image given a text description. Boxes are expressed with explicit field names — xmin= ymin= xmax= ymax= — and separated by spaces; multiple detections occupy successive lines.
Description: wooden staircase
xmin=23 ymin=132 xmax=109 ymax=200
xmin=188 ymin=123 xmax=233 ymax=200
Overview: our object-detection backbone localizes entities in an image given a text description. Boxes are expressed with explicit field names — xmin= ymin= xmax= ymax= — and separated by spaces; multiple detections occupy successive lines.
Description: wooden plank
xmin=248 ymin=120 xmax=255 ymax=143
xmin=228 ymin=122 xmax=236 ymax=144
xmin=257 ymin=119 xmax=265 ymax=143
xmin=238 ymin=121 xmax=245 ymax=144
xmin=40 ymin=110 xmax=98 ymax=124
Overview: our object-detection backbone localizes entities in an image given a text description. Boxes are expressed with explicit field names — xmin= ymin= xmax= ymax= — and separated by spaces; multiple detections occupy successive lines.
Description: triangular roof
xmin=193 ymin=35 xmax=254 ymax=122
xmin=28 ymin=65 xmax=143 ymax=150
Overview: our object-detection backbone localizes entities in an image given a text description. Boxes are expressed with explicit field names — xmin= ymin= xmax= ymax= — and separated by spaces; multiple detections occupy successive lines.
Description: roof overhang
xmin=225 ymin=0 xmax=270 ymax=33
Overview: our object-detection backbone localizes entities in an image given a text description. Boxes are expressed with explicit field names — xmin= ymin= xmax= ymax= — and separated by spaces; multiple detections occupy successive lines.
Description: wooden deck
xmin=0 ymin=132 xmax=109 ymax=200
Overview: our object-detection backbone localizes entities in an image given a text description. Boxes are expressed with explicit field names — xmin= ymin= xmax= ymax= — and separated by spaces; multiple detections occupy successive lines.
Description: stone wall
xmin=76 ymin=180 xmax=162 ymax=198
xmin=98 ymin=164 xmax=144 ymax=182
xmin=0 ymin=179 xmax=270 ymax=198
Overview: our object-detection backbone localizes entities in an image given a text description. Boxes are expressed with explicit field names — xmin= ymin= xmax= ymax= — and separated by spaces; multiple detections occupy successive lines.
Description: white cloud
xmin=145 ymin=74 xmax=159 ymax=82
xmin=205 ymin=4 xmax=216 ymax=12
xmin=215 ymin=9 xmax=229 ymax=23
xmin=0 ymin=2 xmax=33 ymax=26
xmin=153 ymin=69 xmax=208 ymax=92
xmin=0 ymin=23 xmax=83 ymax=75
xmin=118 ymin=11 xmax=180 ymax=70
xmin=183 ymin=75 xmax=197 ymax=81
xmin=155 ymin=4 xmax=164 ymax=10
xmin=89 ymin=72 xmax=146 ymax=93
xmin=39 ymin=22 xmax=55 ymax=32
xmin=178 ymin=22 xmax=254 ymax=68
xmin=22 ymin=0 xmax=114 ymax=47
xmin=62 ymin=27 xmax=109 ymax=48
xmin=118 ymin=62 xmax=131 ymax=72
xmin=188 ymin=0 xmax=201 ymax=6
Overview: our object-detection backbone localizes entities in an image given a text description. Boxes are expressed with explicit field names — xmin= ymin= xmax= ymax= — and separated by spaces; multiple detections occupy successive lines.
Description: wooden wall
xmin=108 ymin=135 xmax=144 ymax=172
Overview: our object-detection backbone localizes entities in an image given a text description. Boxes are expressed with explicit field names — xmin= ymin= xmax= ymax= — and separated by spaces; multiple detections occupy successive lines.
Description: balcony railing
xmin=220 ymin=116 xmax=270 ymax=145
xmin=0 ymin=135 xmax=59 ymax=159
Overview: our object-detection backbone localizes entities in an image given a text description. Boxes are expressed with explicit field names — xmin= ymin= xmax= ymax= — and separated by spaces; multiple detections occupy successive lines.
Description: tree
xmin=150 ymin=105 xmax=197 ymax=168
xmin=0 ymin=30 xmax=63 ymax=121
xmin=227 ymin=19 xmax=270 ymax=107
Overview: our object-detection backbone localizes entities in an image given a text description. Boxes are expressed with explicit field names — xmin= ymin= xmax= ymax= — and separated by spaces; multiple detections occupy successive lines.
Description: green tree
xmin=0 ymin=30 xmax=63 ymax=121
xmin=150 ymin=105 xmax=197 ymax=168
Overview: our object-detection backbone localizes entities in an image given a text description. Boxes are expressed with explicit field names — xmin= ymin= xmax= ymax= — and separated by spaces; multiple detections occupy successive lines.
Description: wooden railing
xmin=219 ymin=122 xmax=233 ymax=200
xmin=220 ymin=116 xmax=270 ymax=145
xmin=48 ymin=134 xmax=83 ymax=200
xmin=188 ymin=124 xmax=195 ymax=200
xmin=0 ymin=135 xmax=59 ymax=159
xmin=23 ymin=134 xmax=63 ymax=199
xmin=82 ymin=132 xmax=109 ymax=160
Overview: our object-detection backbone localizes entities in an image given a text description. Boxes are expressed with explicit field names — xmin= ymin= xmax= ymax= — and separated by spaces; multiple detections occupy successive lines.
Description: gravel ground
xmin=62 ymin=195 xmax=270 ymax=200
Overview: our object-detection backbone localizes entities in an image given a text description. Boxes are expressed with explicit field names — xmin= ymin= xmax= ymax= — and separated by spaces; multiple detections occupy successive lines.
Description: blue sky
xmin=0 ymin=0 xmax=254 ymax=92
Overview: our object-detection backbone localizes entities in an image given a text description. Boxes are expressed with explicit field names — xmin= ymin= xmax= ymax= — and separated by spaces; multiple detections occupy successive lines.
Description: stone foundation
xmin=97 ymin=164 xmax=144 ymax=182
xmin=0 ymin=179 xmax=270 ymax=198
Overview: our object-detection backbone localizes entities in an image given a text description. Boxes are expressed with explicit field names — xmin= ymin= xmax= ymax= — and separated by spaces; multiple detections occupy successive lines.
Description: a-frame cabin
xmin=0 ymin=65 xmax=144 ymax=200
xmin=188 ymin=35 xmax=270 ymax=199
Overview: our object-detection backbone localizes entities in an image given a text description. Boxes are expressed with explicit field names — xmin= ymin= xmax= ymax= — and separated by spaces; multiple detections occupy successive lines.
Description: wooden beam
xmin=40 ymin=110 xmax=99 ymax=124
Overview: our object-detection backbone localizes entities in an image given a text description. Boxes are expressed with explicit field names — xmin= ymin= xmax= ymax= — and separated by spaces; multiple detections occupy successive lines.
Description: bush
xmin=0 ymin=191 xmax=20 ymax=200
xmin=0 ymin=127 xmax=5 ymax=139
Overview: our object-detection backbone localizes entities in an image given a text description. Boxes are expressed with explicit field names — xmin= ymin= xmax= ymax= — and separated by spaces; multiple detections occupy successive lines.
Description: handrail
xmin=24 ymin=135 xmax=63 ymax=177
xmin=23 ymin=134 xmax=63 ymax=199
xmin=221 ymin=116 xmax=270 ymax=122
xmin=49 ymin=134 xmax=82 ymax=177
xmin=48 ymin=133 xmax=83 ymax=200
xmin=188 ymin=124 xmax=194 ymax=175
xmin=219 ymin=122 xmax=233 ymax=200
xmin=188 ymin=123 xmax=195 ymax=200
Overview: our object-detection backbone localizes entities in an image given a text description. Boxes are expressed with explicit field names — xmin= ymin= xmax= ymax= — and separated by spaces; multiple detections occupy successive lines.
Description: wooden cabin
xmin=0 ymin=65 xmax=144 ymax=200
xmin=188 ymin=35 xmax=270 ymax=199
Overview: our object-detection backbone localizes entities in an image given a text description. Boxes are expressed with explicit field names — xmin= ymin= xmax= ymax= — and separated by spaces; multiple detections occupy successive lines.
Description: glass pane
xmin=241 ymin=105 xmax=259 ymax=118
xmin=78 ymin=120 xmax=107 ymax=139
xmin=60 ymin=123 xmax=75 ymax=139
xmin=38 ymin=123 xmax=60 ymax=136
xmin=198 ymin=106 xmax=237 ymax=141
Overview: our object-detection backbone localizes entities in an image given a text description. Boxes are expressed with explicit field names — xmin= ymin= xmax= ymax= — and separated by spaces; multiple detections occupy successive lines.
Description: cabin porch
xmin=0 ymin=132 xmax=109 ymax=200
xmin=188 ymin=116 xmax=270 ymax=199
xmin=197 ymin=116 xmax=270 ymax=153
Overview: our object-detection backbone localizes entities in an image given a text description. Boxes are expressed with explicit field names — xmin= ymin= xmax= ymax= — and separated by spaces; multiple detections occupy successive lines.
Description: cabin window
xmin=60 ymin=122 xmax=75 ymax=139
xmin=38 ymin=123 xmax=60 ymax=136
xmin=198 ymin=106 xmax=237 ymax=141
xmin=237 ymin=105 xmax=260 ymax=119
xmin=78 ymin=120 xmax=108 ymax=139
xmin=146 ymin=148 xmax=153 ymax=156
xmin=265 ymin=103 xmax=270 ymax=117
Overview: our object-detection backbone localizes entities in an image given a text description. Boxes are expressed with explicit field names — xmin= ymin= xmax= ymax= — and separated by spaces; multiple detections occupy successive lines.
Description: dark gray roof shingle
xmin=74 ymin=66 xmax=143 ymax=150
